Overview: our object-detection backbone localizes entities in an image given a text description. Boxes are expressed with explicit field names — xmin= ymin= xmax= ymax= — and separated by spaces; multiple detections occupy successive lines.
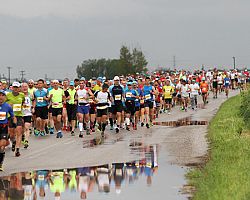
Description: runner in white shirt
xmin=189 ymin=79 xmax=200 ymax=110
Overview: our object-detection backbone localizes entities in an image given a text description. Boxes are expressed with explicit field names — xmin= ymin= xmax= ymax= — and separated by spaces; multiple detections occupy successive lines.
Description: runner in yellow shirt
xmin=162 ymin=79 xmax=174 ymax=114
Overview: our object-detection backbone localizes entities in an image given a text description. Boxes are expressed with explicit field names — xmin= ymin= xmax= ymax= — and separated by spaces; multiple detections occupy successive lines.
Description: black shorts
xmin=51 ymin=108 xmax=63 ymax=117
xmin=125 ymin=101 xmax=135 ymax=115
xmin=111 ymin=104 xmax=123 ymax=114
xmin=66 ymin=104 xmax=77 ymax=122
xmin=97 ymin=108 xmax=108 ymax=117
xmin=23 ymin=116 xmax=32 ymax=123
xmin=144 ymin=101 xmax=154 ymax=109
xmin=8 ymin=116 xmax=23 ymax=128
xmin=0 ymin=124 xmax=9 ymax=140
xmin=177 ymin=94 xmax=182 ymax=99
xmin=89 ymin=104 xmax=96 ymax=115
xmin=172 ymin=92 xmax=177 ymax=97
xmin=48 ymin=105 xmax=52 ymax=113
xmin=213 ymin=82 xmax=218 ymax=89
xmin=35 ymin=106 xmax=48 ymax=120
xmin=165 ymin=98 xmax=172 ymax=104
xmin=135 ymin=106 xmax=140 ymax=112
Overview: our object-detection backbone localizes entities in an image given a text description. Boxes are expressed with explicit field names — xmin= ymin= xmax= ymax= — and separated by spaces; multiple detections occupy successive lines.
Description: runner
xmin=66 ymin=81 xmax=77 ymax=136
xmin=143 ymin=76 xmax=156 ymax=128
xmin=162 ymin=79 xmax=174 ymax=114
xmin=75 ymin=78 xmax=94 ymax=137
xmin=224 ymin=74 xmax=231 ymax=98
xmin=94 ymin=83 xmax=111 ymax=137
xmin=5 ymin=82 xmax=25 ymax=157
xmin=200 ymin=77 xmax=209 ymax=105
xmin=0 ymin=90 xmax=15 ymax=170
xmin=133 ymin=81 xmax=143 ymax=130
xmin=124 ymin=81 xmax=138 ymax=131
xmin=109 ymin=76 xmax=124 ymax=133
xmin=180 ymin=79 xmax=190 ymax=112
xmin=21 ymin=83 xmax=32 ymax=148
xmin=189 ymin=79 xmax=200 ymax=110
xmin=62 ymin=79 xmax=69 ymax=131
xmin=48 ymin=80 xmax=65 ymax=138
xmin=212 ymin=72 xmax=218 ymax=98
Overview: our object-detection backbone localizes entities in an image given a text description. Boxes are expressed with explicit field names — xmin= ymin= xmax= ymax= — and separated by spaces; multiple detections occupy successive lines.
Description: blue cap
xmin=97 ymin=77 xmax=103 ymax=82
xmin=0 ymin=90 xmax=6 ymax=95
xmin=70 ymin=81 xmax=74 ymax=86
xmin=80 ymin=77 xmax=85 ymax=81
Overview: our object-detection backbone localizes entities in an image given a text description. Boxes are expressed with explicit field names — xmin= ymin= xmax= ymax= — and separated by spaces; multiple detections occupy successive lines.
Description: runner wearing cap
xmin=189 ymin=79 xmax=200 ymax=110
xmin=75 ymin=79 xmax=94 ymax=137
xmin=0 ymin=90 xmax=15 ymax=170
xmin=28 ymin=79 xmax=36 ymax=95
xmin=62 ymin=79 xmax=70 ymax=131
xmin=5 ymin=82 xmax=25 ymax=157
xmin=124 ymin=81 xmax=138 ymax=131
xmin=109 ymin=76 xmax=125 ymax=133
xmin=48 ymin=80 xmax=66 ymax=138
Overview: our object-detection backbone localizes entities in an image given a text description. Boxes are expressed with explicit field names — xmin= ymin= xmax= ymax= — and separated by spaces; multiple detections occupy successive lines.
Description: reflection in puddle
xmin=82 ymin=135 xmax=125 ymax=148
xmin=0 ymin=145 xmax=159 ymax=200
xmin=154 ymin=117 xmax=208 ymax=127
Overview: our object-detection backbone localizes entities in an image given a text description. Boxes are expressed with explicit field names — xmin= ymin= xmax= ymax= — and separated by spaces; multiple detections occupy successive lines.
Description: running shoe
xmin=110 ymin=125 xmax=114 ymax=130
xmin=45 ymin=126 xmax=49 ymax=134
xmin=86 ymin=128 xmax=90 ymax=135
xmin=146 ymin=123 xmax=150 ymax=129
xmin=115 ymin=127 xmax=120 ymax=133
xmin=79 ymin=131 xmax=84 ymax=138
xmin=24 ymin=140 xmax=29 ymax=149
xmin=71 ymin=131 xmax=75 ymax=136
xmin=56 ymin=131 xmax=63 ymax=138
xmin=141 ymin=122 xmax=144 ymax=127
xmin=49 ymin=127 xmax=54 ymax=134
xmin=126 ymin=126 xmax=130 ymax=131
xmin=40 ymin=131 xmax=46 ymax=137
xmin=15 ymin=150 xmax=21 ymax=157
xmin=11 ymin=141 xmax=16 ymax=152
xmin=34 ymin=129 xmax=39 ymax=136
xmin=0 ymin=164 xmax=3 ymax=171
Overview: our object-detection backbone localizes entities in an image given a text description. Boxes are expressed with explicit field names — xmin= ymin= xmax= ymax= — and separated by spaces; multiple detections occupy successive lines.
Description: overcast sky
xmin=0 ymin=0 xmax=250 ymax=80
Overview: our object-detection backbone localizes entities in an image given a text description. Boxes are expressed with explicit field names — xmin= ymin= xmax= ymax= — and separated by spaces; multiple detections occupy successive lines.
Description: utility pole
xmin=232 ymin=57 xmax=236 ymax=70
xmin=20 ymin=70 xmax=25 ymax=82
xmin=173 ymin=55 xmax=176 ymax=69
xmin=7 ymin=66 xmax=11 ymax=86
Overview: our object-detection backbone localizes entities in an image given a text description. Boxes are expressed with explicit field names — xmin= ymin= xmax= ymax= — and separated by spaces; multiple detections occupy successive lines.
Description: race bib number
xmin=13 ymin=104 xmax=22 ymax=112
xmin=225 ymin=81 xmax=229 ymax=84
xmin=98 ymin=105 xmax=107 ymax=110
xmin=202 ymin=88 xmax=207 ymax=93
xmin=37 ymin=97 xmax=44 ymax=103
xmin=52 ymin=102 xmax=59 ymax=107
xmin=140 ymin=99 xmax=144 ymax=104
xmin=126 ymin=92 xmax=132 ymax=98
xmin=78 ymin=97 xmax=85 ymax=103
xmin=38 ymin=175 xmax=45 ymax=181
xmin=115 ymin=95 xmax=121 ymax=101
xmin=145 ymin=94 xmax=151 ymax=100
xmin=22 ymin=105 xmax=31 ymax=110
xmin=0 ymin=112 xmax=6 ymax=120
xmin=116 ymin=169 xmax=123 ymax=176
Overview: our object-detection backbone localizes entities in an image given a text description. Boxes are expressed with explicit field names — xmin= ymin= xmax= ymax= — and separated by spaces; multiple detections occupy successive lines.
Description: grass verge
xmin=186 ymin=94 xmax=250 ymax=200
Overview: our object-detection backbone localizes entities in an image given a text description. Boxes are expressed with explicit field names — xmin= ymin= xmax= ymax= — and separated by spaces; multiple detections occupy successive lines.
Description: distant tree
xmin=131 ymin=48 xmax=148 ymax=73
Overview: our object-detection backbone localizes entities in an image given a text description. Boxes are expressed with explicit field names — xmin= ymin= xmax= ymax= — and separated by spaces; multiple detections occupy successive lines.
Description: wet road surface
xmin=0 ymin=90 xmax=239 ymax=199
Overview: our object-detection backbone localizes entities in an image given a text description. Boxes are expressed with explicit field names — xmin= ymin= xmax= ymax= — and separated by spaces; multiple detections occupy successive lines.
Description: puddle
xmin=0 ymin=144 xmax=186 ymax=200
xmin=82 ymin=135 xmax=124 ymax=148
xmin=153 ymin=117 xmax=208 ymax=127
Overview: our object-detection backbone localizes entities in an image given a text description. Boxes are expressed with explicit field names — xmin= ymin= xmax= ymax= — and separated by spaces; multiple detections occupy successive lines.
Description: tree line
xmin=76 ymin=45 xmax=148 ymax=79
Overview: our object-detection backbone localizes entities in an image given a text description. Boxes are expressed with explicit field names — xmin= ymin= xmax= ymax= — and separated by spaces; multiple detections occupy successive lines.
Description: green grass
xmin=187 ymin=95 xmax=250 ymax=200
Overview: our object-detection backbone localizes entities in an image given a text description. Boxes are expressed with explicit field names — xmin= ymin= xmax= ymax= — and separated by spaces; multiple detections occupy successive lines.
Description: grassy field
xmin=187 ymin=94 xmax=250 ymax=200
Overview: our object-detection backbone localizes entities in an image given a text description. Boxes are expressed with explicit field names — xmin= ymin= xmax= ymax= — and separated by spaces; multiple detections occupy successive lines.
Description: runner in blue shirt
xmin=0 ymin=90 xmax=15 ymax=171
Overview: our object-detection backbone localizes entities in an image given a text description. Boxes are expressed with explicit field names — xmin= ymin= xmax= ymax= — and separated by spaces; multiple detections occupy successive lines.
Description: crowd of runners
xmin=0 ymin=68 xmax=249 ymax=171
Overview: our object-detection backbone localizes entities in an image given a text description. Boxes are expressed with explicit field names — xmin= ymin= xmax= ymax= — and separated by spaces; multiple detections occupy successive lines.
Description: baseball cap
xmin=80 ymin=77 xmax=86 ymax=81
xmin=114 ymin=76 xmax=120 ymax=81
xmin=1 ymin=79 xmax=7 ymax=84
xmin=12 ymin=82 xmax=21 ymax=87
xmin=28 ymin=79 xmax=34 ymax=83
xmin=127 ymin=81 xmax=133 ymax=86
xmin=70 ymin=81 xmax=74 ymax=86
xmin=0 ymin=90 xmax=6 ymax=95
xmin=46 ymin=81 xmax=50 ymax=85
xmin=202 ymin=77 xmax=206 ymax=81
xmin=53 ymin=80 xmax=59 ymax=83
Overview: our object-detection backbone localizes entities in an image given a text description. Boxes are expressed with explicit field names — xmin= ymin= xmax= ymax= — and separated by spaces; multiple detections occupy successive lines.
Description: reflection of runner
xmin=35 ymin=170 xmax=49 ymax=198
